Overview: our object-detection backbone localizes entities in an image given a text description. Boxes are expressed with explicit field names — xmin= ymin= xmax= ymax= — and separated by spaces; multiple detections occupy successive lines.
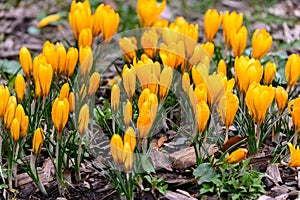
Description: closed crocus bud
xmin=10 ymin=118 xmax=20 ymax=143
xmin=34 ymin=79 xmax=42 ymax=99
xmin=0 ymin=85 xmax=10 ymax=117
xmin=182 ymin=72 xmax=190 ymax=93
xmin=80 ymin=84 xmax=87 ymax=100
xmin=68 ymin=92 xmax=75 ymax=113
xmin=78 ymin=104 xmax=89 ymax=137
xmin=264 ymin=62 xmax=276 ymax=85
xmin=275 ymin=86 xmax=288 ymax=114
xmin=92 ymin=4 xmax=105 ymax=36
xmin=4 ymin=99 xmax=17 ymax=129
xmin=287 ymin=143 xmax=300 ymax=167
xmin=68 ymin=0 xmax=92 ymax=39
xmin=37 ymin=13 xmax=61 ymax=28
xmin=124 ymin=126 xmax=136 ymax=151
xmin=14 ymin=74 xmax=26 ymax=101
xmin=122 ymin=65 xmax=136 ymax=100
xmin=78 ymin=28 xmax=93 ymax=47
xmin=39 ymin=63 xmax=53 ymax=98
xmin=21 ymin=115 xmax=29 ymax=137
xmin=148 ymin=73 xmax=159 ymax=95
xmin=252 ymin=28 xmax=272 ymax=60
xmin=218 ymin=59 xmax=227 ymax=77
xmin=222 ymin=11 xmax=243 ymax=46
xmin=136 ymin=0 xmax=166 ymax=27
xmin=141 ymin=29 xmax=158 ymax=59
xmin=285 ymin=54 xmax=300 ymax=88
xmin=159 ymin=67 xmax=173 ymax=100
xmin=111 ymin=84 xmax=120 ymax=112
xmin=15 ymin=104 xmax=25 ymax=126
xmin=123 ymin=142 xmax=134 ymax=171
xmin=124 ymin=101 xmax=132 ymax=127
xmin=152 ymin=18 xmax=168 ymax=28
xmin=137 ymin=102 xmax=152 ymax=139
xmin=110 ymin=134 xmax=124 ymax=165
xmin=192 ymin=66 xmax=205 ymax=86
xmin=204 ymin=9 xmax=222 ymax=42
xmin=79 ymin=46 xmax=93 ymax=77
xmin=100 ymin=7 xmax=120 ymax=42
xmin=88 ymin=72 xmax=100 ymax=97
xmin=226 ymin=148 xmax=248 ymax=164
xmin=33 ymin=54 xmax=47 ymax=82
xmin=119 ymin=37 xmax=137 ymax=63
xmin=246 ymin=82 xmax=275 ymax=124
xmin=196 ymin=101 xmax=210 ymax=135
xmin=19 ymin=46 xmax=32 ymax=78
xmin=43 ymin=41 xmax=58 ymax=72
xmin=231 ymin=26 xmax=247 ymax=57
xmin=234 ymin=56 xmax=263 ymax=94
xmin=219 ymin=92 xmax=239 ymax=129
xmin=181 ymin=23 xmax=199 ymax=58
xmin=51 ymin=97 xmax=69 ymax=134
xmin=32 ymin=128 xmax=44 ymax=156
xmin=59 ymin=83 xmax=70 ymax=100
xmin=288 ymin=97 xmax=300 ymax=131
xmin=56 ymin=43 xmax=66 ymax=75
xmin=65 ymin=47 xmax=78 ymax=78
xmin=200 ymin=42 xmax=214 ymax=59
xmin=138 ymin=88 xmax=151 ymax=110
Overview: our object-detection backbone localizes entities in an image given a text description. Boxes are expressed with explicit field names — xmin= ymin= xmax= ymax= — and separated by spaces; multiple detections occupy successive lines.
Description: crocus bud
xmin=264 ymin=62 xmax=276 ymax=85
xmin=65 ymin=47 xmax=78 ymax=78
xmin=222 ymin=11 xmax=243 ymax=46
xmin=79 ymin=46 xmax=93 ymax=77
xmin=196 ymin=101 xmax=210 ymax=134
xmin=252 ymin=28 xmax=272 ymax=60
xmin=137 ymin=102 xmax=152 ymax=139
xmin=119 ymin=37 xmax=137 ymax=63
xmin=51 ymin=97 xmax=69 ymax=134
xmin=204 ymin=9 xmax=222 ymax=42
xmin=32 ymin=128 xmax=44 ymax=156
xmin=200 ymin=42 xmax=214 ymax=59
xmin=19 ymin=46 xmax=32 ymax=78
xmin=124 ymin=101 xmax=132 ymax=127
xmin=34 ymin=79 xmax=42 ymax=99
xmin=78 ymin=28 xmax=93 ymax=47
xmin=182 ymin=72 xmax=190 ymax=93
xmin=37 ymin=13 xmax=61 ymax=28
xmin=88 ymin=72 xmax=100 ymax=97
xmin=159 ymin=67 xmax=173 ymax=100
xmin=10 ymin=118 xmax=20 ymax=143
xmin=124 ymin=127 xmax=136 ymax=151
xmin=69 ymin=92 xmax=75 ymax=113
xmin=122 ymin=65 xmax=136 ymax=100
xmin=218 ymin=59 xmax=227 ymax=77
xmin=285 ymin=54 xmax=300 ymax=88
xmin=245 ymin=82 xmax=275 ymax=124
xmin=138 ymin=88 xmax=151 ymax=110
xmin=275 ymin=86 xmax=288 ymax=114
xmin=123 ymin=142 xmax=134 ymax=171
xmin=15 ymin=74 xmax=26 ymax=101
xmin=59 ymin=83 xmax=70 ymax=100
xmin=56 ymin=43 xmax=66 ymax=75
xmin=43 ymin=41 xmax=58 ymax=72
xmin=226 ymin=148 xmax=248 ymax=164
xmin=0 ymin=85 xmax=10 ymax=117
xmin=141 ymin=29 xmax=158 ymax=59
xmin=110 ymin=134 xmax=123 ymax=165
xmin=219 ymin=92 xmax=239 ymax=128
xmin=4 ymin=100 xmax=17 ymax=129
xmin=136 ymin=0 xmax=166 ymax=27
xmin=111 ymin=84 xmax=120 ymax=112
xmin=78 ymin=104 xmax=89 ymax=137
xmin=100 ymin=6 xmax=119 ymax=42
xmin=39 ymin=63 xmax=53 ymax=98
xmin=231 ymin=26 xmax=247 ymax=57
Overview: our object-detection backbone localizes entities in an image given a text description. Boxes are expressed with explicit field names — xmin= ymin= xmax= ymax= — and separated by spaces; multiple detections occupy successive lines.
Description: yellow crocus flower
xmin=285 ymin=54 xmax=300 ymax=88
xmin=88 ymin=72 xmax=100 ymax=97
xmin=200 ymin=42 xmax=214 ymax=59
xmin=78 ymin=104 xmax=89 ymax=137
xmin=204 ymin=9 xmax=222 ymax=42
xmin=119 ymin=37 xmax=137 ymax=63
xmin=65 ymin=47 xmax=78 ymax=78
xmin=79 ymin=46 xmax=93 ymax=78
xmin=111 ymin=84 xmax=120 ymax=113
xmin=275 ymin=86 xmax=288 ymax=114
xmin=124 ymin=127 xmax=136 ymax=151
xmin=124 ymin=101 xmax=132 ymax=127
xmin=10 ymin=118 xmax=20 ymax=143
xmin=122 ymin=65 xmax=136 ymax=100
xmin=159 ymin=66 xmax=173 ymax=100
xmin=218 ymin=59 xmax=227 ymax=77
xmin=38 ymin=63 xmax=53 ymax=98
xmin=123 ymin=142 xmax=134 ymax=171
xmin=110 ymin=134 xmax=124 ymax=165
xmin=195 ymin=101 xmax=210 ymax=135
xmin=264 ymin=62 xmax=276 ymax=85
xmin=136 ymin=0 xmax=166 ymax=27
xmin=51 ymin=97 xmax=69 ymax=134
xmin=78 ymin=28 xmax=93 ymax=47
xmin=19 ymin=46 xmax=32 ymax=78
xmin=226 ymin=148 xmax=248 ymax=164
xmin=231 ymin=26 xmax=247 ymax=57
xmin=251 ymin=28 xmax=272 ymax=60
xmin=287 ymin=142 xmax=300 ymax=167
xmin=59 ymin=83 xmax=70 ymax=100
xmin=37 ymin=13 xmax=60 ymax=28
xmin=0 ymin=85 xmax=10 ymax=117
xmin=222 ymin=11 xmax=243 ymax=46
xmin=32 ymin=128 xmax=44 ymax=156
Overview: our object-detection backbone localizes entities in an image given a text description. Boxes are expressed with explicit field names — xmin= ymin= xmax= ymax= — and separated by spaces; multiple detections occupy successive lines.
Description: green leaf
xmin=157 ymin=184 xmax=168 ymax=195
xmin=144 ymin=188 xmax=151 ymax=192
xmin=141 ymin=155 xmax=155 ymax=174
xmin=193 ymin=162 xmax=216 ymax=185
xmin=232 ymin=193 xmax=240 ymax=200
xmin=0 ymin=59 xmax=21 ymax=75
xmin=0 ymin=184 xmax=8 ymax=189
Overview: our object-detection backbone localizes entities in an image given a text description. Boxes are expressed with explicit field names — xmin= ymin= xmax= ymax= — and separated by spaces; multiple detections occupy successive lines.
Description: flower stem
xmin=256 ymin=122 xmax=261 ymax=149
xmin=224 ymin=127 xmax=229 ymax=144
xmin=76 ymin=136 xmax=82 ymax=182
